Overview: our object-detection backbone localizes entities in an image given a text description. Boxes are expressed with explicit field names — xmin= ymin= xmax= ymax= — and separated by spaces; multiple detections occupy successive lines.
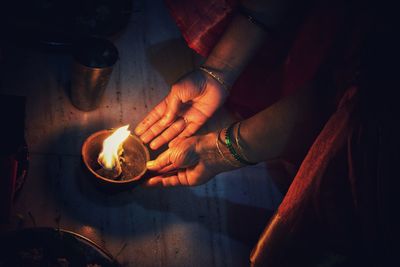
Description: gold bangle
xmin=199 ymin=66 xmax=230 ymax=92
xmin=215 ymin=129 xmax=240 ymax=167
xmin=225 ymin=123 xmax=256 ymax=165
xmin=234 ymin=122 xmax=251 ymax=162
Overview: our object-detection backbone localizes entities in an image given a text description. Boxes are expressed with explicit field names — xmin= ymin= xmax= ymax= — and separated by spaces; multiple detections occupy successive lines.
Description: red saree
xmin=165 ymin=0 xmax=395 ymax=265
xmin=164 ymin=0 xmax=344 ymax=118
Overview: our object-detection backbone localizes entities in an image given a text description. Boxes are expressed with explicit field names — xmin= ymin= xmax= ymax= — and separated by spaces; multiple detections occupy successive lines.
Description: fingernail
xmin=142 ymin=179 xmax=154 ymax=187
xmin=146 ymin=161 xmax=155 ymax=168
xmin=134 ymin=127 xmax=142 ymax=135
xmin=150 ymin=142 xmax=157 ymax=150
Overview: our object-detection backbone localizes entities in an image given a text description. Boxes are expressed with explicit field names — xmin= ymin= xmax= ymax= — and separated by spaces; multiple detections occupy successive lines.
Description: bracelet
xmin=239 ymin=7 xmax=275 ymax=35
xmin=224 ymin=123 xmax=257 ymax=165
xmin=234 ymin=122 xmax=251 ymax=162
xmin=199 ymin=66 xmax=230 ymax=92
xmin=215 ymin=129 xmax=241 ymax=167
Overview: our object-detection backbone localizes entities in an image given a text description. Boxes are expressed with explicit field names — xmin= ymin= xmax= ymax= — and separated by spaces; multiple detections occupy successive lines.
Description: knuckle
xmin=169 ymin=148 xmax=180 ymax=164
xmin=149 ymin=124 xmax=162 ymax=136
xmin=145 ymin=130 xmax=155 ymax=140
xmin=170 ymin=85 xmax=180 ymax=96
xmin=172 ymin=178 xmax=181 ymax=186
xmin=178 ymin=171 xmax=190 ymax=186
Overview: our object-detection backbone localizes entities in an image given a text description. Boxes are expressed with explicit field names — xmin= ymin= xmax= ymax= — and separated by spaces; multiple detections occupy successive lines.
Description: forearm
xmin=204 ymin=13 xmax=267 ymax=85
xmin=236 ymin=85 xmax=332 ymax=163
xmin=204 ymin=0 xmax=294 ymax=86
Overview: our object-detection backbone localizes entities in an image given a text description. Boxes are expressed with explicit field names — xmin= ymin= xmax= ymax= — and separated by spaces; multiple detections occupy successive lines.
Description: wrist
xmin=198 ymin=66 xmax=231 ymax=93
xmin=224 ymin=123 xmax=257 ymax=166
xmin=203 ymin=55 xmax=240 ymax=86
xmin=203 ymin=13 xmax=268 ymax=86
xmin=238 ymin=120 xmax=262 ymax=163
xmin=199 ymin=132 xmax=240 ymax=172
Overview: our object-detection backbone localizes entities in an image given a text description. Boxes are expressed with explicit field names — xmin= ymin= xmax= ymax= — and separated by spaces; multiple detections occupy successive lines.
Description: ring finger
xmin=149 ymin=118 xmax=186 ymax=149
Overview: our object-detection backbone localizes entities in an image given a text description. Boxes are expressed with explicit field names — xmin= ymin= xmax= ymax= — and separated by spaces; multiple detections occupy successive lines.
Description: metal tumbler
xmin=70 ymin=37 xmax=118 ymax=111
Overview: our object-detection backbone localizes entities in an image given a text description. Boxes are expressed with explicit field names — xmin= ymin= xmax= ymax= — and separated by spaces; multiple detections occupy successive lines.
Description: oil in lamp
xmin=82 ymin=125 xmax=149 ymax=191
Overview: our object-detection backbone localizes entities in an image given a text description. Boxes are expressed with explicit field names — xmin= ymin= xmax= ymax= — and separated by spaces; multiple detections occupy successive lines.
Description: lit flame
xmin=98 ymin=125 xmax=130 ymax=171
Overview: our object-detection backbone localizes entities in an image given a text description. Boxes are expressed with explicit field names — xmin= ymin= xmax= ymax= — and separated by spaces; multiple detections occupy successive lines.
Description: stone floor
xmin=0 ymin=0 xmax=282 ymax=266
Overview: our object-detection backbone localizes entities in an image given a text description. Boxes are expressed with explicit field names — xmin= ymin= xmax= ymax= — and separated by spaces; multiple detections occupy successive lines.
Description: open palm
xmin=143 ymin=134 xmax=228 ymax=187
xmin=135 ymin=70 xmax=228 ymax=150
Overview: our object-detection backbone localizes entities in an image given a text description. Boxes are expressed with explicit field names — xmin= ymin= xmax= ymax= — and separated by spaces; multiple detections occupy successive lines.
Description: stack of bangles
xmin=215 ymin=122 xmax=257 ymax=167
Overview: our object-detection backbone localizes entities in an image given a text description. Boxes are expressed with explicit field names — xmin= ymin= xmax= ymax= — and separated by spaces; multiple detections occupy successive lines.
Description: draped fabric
xmin=250 ymin=84 xmax=398 ymax=266
xmin=164 ymin=0 xmax=395 ymax=265
xmin=165 ymin=0 xmax=345 ymax=118
xmin=164 ymin=0 xmax=237 ymax=57
xmin=250 ymin=86 xmax=364 ymax=266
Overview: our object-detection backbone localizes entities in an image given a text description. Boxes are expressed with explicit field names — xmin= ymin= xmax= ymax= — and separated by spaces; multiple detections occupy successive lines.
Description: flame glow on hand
xmin=98 ymin=125 xmax=130 ymax=171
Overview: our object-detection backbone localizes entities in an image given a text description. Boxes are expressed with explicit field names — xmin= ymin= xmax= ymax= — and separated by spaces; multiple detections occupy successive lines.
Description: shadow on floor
xmin=146 ymin=38 xmax=200 ymax=86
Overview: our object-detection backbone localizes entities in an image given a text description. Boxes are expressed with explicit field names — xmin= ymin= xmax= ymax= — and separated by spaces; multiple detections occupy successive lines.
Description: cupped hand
xmin=134 ymin=70 xmax=228 ymax=150
xmin=143 ymin=133 xmax=231 ymax=187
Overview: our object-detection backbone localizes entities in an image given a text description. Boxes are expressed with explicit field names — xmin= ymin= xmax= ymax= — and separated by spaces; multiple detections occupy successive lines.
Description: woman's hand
xmin=134 ymin=70 xmax=228 ymax=150
xmin=143 ymin=133 xmax=233 ymax=187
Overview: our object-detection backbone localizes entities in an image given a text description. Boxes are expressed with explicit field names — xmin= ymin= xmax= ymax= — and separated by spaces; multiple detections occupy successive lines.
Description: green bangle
xmin=234 ymin=122 xmax=250 ymax=161
xmin=216 ymin=129 xmax=241 ymax=167
xmin=224 ymin=124 xmax=256 ymax=165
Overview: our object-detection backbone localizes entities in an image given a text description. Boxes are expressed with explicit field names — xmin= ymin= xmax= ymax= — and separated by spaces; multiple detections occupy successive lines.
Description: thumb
xmin=146 ymin=149 xmax=173 ymax=171
xmin=146 ymin=140 xmax=199 ymax=171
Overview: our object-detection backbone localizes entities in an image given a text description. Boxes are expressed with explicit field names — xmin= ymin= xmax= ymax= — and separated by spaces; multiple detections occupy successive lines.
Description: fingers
xmin=140 ymin=116 xmax=199 ymax=149
xmin=168 ymin=137 xmax=185 ymax=148
xmin=158 ymin=164 xmax=179 ymax=174
xmin=143 ymin=175 xmax=180 ymax=187
xmin=142 ymin=170 xmax=191 ymax=187
xmin=149 ymin=118 xmax=186 ymax=150
xmin=136 ymin=93 xmax=182 ymax=145
xmin=146 ymin=148 xmax=183 ymax=172
xmin=160 ymin=92 xmax=181 ymax=126
xmin=167 ymin=110 xmax=204 ymax=147
xmin=175 ymin=106 xmax=207 ymax=139
xmin=146 ymin=139 xmax=199 ymax=174
xmin=139 ymin=119 xmax=170 ymax=144
xmin=146 ymin=149 xmax=173 ymax=171
xmin=177 ymin=122 xmax=201 ymax=139
xmin=166 ymin=123 xmax=199 ymax=149
xmin=135 ymin=100 xmax=166 ymax=136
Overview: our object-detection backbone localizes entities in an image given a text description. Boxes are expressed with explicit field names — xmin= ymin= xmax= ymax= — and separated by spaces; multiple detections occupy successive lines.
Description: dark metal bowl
xmin=0 ymin=227 xmax=120 ymax=266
